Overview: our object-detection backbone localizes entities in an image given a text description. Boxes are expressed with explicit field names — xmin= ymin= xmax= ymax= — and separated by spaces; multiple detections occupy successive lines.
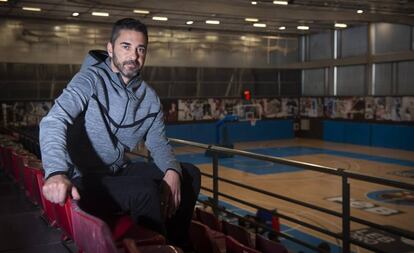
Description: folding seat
xmin=123 ymin=239 xmax=183 ymax=253
xmin=54 ymin=198 xmax=74 ymax=241
xmin=255 ymin=234 xmax=288 ymax=253
xmin=34 ymin=170 xmax=57 ymax=227
xmin=196 ymin=207 xmax=222 ymax=231
xmin=23 ymin=159 xmax=42 ymax=205
xmin=3 ymin=146 xmax=15 ymax=176
xmin=221 ymin=220 xmax=254 ymax=248
xmin=109 ymin=214 xmax=165 ymax=246
xmin=71 ymin=201 xmax=176 ymax=253
xmin=225 ymin=235 xmax=260 ymax=253
xmin=189 ymin=220 xmax=225 ymax=253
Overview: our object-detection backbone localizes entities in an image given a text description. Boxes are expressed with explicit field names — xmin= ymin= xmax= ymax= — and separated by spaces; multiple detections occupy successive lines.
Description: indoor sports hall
xmin=0 ymin=1 xmax=413 ymax=253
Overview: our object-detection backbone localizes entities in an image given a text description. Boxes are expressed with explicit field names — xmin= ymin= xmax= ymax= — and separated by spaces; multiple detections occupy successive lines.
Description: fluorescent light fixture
xmin=335 ymin=23 xmax=347 ymax=28
xmin=133 ymin=9 xmax=150 ymax=14
xmin=357 ymin=9 xmax=364 ymax=14
xmin=206 ymin=20 xmax=220 ymax=25
xmin=273 ymin=1 xmax=288 ymax=5
xmin=92 ymin=12 xmax=109 ymax=16
xmin=297 ymin=25 xmax=309 ymax=30
xmin=279 ymin=26 xmax=286 ymax=30
xmin=0 ymin=0 xmax=8 ymax=2
xmin=251 ymin=1 xmax=257 ymax=5
xmin=22 ymin=6 xmax=41 ymax=12
xmin=152 ymin=16 xmax=168 ymax=21
xmin=186 ymin=21 xmax=194 ymax=25
xmin=72 ymin=12 xmax=79 ymax=17
xmin=245 ymin=18 xmax=259 ymax=22
xmin=206 ymin=35 xmax=218 ymax=41
xmin=253 ymin=23 xmax=266 ymax=28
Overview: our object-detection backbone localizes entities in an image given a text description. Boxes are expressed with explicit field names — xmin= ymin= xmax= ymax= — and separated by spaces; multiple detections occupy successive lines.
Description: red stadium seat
xmin=190 ymin=220 xmax=225 ymax=253
xmin=34 ymin=170 xmax=57 ymax=227
xmin=123 ymin=239 xmax=183 ymax=253
xmin=222 ymin=220 xmax=254 ymax=248
xmin=71 ymin=201 xmax=171 ymax=253
xmin=54 ymin=198 xmax=74 ymax=241
xmin=71 ymin=200 xmax=119 ymax=253
xmin=196 ymin=207 xmax=222 ymax=232
xmin=23 ymin=160 xmax=42 ymax=205
xmin=225 ymin=235 xmax=260 ymax=253
xmin=255 ymin=234 xmax=288 ymax=253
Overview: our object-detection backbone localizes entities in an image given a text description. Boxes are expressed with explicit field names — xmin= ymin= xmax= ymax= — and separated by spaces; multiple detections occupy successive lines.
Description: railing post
xmin=341 ymin=169 xmax=351 ymax=253
xmin=212 ymin=152 xmax=219 ymax=216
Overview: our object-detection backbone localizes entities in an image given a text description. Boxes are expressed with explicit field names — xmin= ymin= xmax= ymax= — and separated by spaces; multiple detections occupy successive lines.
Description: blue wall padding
xmin=324 ymin=120 xmax=414 ymax=151
xmin=323 ymin=120 xmax=345 ymax=143
xmin=166 ymin=119 xmax=294 ymax=144
xmin=343 ymin=122 xmax=371 ymax=145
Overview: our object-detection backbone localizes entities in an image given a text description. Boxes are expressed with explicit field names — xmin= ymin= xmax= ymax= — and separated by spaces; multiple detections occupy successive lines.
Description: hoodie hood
xmin=80 ymin=50 xmax=108 ymax=71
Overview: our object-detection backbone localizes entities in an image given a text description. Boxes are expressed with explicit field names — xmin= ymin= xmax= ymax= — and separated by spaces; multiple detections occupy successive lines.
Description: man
xmin=39 ymin=18 xmax=200 ymax=248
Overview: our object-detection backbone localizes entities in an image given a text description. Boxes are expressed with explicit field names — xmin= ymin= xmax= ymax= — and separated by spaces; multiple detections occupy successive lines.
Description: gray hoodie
xmin=39 ymin=50 xmax=180 ymax=179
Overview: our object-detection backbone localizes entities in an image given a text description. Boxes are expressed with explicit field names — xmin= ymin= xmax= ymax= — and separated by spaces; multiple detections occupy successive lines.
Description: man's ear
xmin=107 ymin=42 xmax=113 ymax=57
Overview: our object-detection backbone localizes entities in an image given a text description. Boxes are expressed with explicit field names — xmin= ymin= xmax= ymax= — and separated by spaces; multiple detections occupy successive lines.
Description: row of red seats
xmin=191 ymin=207 xmax=288 ymax=253
xmin=0 ymin=132 xmax=181 ymax=253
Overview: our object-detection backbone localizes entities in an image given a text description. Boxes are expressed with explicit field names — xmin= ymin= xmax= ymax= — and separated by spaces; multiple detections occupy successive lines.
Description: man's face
xmin=107 ymin=29 xmax=147 ymax=84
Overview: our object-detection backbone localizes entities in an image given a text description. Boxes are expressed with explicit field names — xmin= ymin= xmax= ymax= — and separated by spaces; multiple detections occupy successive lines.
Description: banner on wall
xmin=301 ymin=97 xmax=323 ymax=118
xmin=374 ymin=97 xmax=403 ymax=121
xmin=401 ymin=97 xmax=414 ymax=121
xmin=0 ymin=101 xmax=52 ymax=127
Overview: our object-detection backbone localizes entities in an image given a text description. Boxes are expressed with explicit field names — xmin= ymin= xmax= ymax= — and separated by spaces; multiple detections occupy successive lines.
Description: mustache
xmin=123 ymin=60 xmax=138 ymax=67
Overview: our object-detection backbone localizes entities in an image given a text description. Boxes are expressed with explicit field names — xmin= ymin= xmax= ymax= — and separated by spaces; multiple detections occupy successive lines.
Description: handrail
xmin=168 ymin=137 xmax=414 ymax=252
xmin=169 ymin=138 xmax=414 ymax=191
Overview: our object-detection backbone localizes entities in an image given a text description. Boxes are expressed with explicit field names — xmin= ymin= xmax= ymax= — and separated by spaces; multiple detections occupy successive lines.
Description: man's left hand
xmin=162 ymin=170 xmax=181 ymax=218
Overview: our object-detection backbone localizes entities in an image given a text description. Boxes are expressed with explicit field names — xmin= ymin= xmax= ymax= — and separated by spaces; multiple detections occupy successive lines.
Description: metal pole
xmin=341 ymin=169 xmax=351 ymax=253
xmin=212 ymin=152 xmax=219 ymax=216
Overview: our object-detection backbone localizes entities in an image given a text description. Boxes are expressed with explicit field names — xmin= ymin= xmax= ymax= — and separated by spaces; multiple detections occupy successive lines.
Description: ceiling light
xmin=92 ymin=12 xmax=109 ymax=17
xmin=72 ymin=12 xmax=79 ymax=17
xmin=186 ymin=21 xmax=194 ymax=25
xmin=253 ymin=23 xmax=266 ymax=28
xmin=335 ymin=23 xmax=347 ymax=28
xmin=0 ymin=0 xmax=8 ymax=2
xmin=206 ymin=35 xmax=218 ymax=41
xmin=357 ymin=9 xmax=364 ymax=14
xmin=133 ymin=9 xmax=150 ymax=14
xmin=273 ymin=1 xmax=288 ymax=5
xmin=22 ymin=6 xmax=41 ymax=12
xmin=206 ymin=20 xmax=220 ymax=25
xmin=152 ymin=16 xmax=168 ymax=21
xmin=251 ymin=1 xmax=257 ymax=5
xmin=245 ymin=18 xmax=259 ymax=22
xmin=297 ymin=25 xmax=309 ymax=30
xmin=279 ymin=26 xmax=286 ymax=30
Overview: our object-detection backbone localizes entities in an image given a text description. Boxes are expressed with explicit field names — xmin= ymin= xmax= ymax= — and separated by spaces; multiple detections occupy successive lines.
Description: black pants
xmin=72 ymin=162 xmax=201 ymax=248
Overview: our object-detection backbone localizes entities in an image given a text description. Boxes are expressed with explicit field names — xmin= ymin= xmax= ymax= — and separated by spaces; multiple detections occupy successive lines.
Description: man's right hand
xmin=42 ymin=174 xmax=80 ymax=205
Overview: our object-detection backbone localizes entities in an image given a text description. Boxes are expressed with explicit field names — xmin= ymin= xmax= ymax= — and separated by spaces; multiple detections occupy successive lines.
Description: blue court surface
xmin=198 ymin=194 xmax=343 ymax=253
xmin=177 ymin=146 xmax=414 ymax=175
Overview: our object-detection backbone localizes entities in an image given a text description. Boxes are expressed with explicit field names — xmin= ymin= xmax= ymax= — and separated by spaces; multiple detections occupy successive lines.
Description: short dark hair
xmin=110 ymin=18 xmax=148 ymax=44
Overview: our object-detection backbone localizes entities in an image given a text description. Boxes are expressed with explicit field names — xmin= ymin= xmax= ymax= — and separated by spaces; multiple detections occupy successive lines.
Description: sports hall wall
xmin=1 ymin=19 xmax=414 ymax=150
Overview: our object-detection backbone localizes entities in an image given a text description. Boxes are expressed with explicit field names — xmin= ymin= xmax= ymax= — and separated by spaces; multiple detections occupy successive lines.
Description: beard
xmin=112 ymin=52 xmax=140 ymax=80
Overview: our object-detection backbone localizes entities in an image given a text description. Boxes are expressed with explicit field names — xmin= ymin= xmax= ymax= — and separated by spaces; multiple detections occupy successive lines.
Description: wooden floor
xmin=173 ymin=138 xmax=414 ymax=253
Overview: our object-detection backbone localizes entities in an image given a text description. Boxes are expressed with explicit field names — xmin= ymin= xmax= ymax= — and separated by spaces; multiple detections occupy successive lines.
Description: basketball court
xmin=172 ymin=138 xmax=414 ymax=253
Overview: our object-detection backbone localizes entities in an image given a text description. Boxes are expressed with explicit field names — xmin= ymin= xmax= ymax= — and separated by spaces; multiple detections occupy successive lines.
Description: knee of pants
xmin=180 ymin=162 xmax=201 ymax=192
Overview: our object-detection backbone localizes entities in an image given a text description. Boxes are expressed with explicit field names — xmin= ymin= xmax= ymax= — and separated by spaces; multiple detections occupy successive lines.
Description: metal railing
xmin=168 ymin=138 xmax=414 ymax=253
